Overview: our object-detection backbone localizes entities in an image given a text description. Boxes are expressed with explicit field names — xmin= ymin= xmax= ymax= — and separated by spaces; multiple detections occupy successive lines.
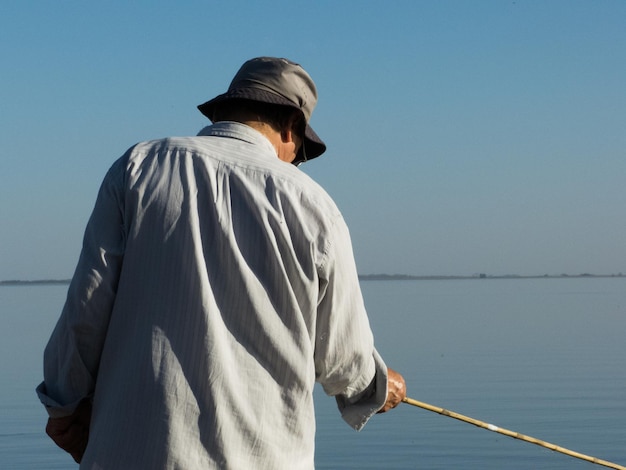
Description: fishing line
xmin=402 ymin=396 xmax=625 ymax=470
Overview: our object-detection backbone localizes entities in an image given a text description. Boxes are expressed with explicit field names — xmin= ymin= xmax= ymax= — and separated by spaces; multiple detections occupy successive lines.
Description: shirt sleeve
xmin=36 ymin=157 xmax=127 ymax=418
xmin=314 ymin=215 xmax=388 ymax=431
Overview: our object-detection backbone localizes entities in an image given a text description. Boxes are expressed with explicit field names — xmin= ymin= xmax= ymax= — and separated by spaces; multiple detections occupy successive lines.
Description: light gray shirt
xmin=37 ymin=122 xmax=388 ymax=469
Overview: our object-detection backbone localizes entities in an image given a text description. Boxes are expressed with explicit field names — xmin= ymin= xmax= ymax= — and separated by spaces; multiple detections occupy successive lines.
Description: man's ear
xmin=281 ymin=112 xmax=303 ymax=144
xmin=280 ymin=127 xmax=295 ymax=144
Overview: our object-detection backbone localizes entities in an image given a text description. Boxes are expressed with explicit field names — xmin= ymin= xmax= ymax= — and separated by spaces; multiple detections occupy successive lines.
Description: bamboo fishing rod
xmin=402 ymin=396 xmax=625 ymax=470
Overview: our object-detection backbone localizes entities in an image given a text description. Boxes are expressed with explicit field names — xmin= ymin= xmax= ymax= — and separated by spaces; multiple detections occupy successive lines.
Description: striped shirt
xmin=37 ymin=122 xmax=387 ymax=469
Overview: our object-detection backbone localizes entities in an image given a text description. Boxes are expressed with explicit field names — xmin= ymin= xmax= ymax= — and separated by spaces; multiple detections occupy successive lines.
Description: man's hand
xmin=378 ymin=367 xmax=407 ymax=413
xmin=45 ymin=399 xmax=92 ymax=463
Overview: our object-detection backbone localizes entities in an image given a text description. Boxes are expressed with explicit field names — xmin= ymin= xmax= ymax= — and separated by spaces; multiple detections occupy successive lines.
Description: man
xmin=37 ymin=57 xmax=406 ymax=469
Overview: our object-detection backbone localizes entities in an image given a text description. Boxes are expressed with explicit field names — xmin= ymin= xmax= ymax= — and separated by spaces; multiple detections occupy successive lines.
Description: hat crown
xmin=229 ymin=57 xmax=317 ymax=121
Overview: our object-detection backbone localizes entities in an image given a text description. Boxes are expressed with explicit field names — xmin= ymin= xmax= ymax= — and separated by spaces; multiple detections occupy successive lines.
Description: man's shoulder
xmin=280 ymin=169 xmax=344 ymax=223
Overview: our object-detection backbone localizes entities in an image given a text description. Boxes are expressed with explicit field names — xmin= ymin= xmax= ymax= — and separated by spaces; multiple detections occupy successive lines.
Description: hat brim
xmin=198 ymin=89 xmax=326 ymax=163
xmin=299 ymin=124 xmax=326 ymax=164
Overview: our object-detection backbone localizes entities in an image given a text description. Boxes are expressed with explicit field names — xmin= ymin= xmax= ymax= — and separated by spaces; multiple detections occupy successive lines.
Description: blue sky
xmin=1 ymin=0 xmax=625 ymax=280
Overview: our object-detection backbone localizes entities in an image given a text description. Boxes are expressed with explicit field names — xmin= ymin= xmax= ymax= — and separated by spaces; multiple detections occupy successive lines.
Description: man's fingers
xmin=378 ymin=368 xmax=407 ymax=413
xmin=46 ymin=418 xmax=89 ymax=463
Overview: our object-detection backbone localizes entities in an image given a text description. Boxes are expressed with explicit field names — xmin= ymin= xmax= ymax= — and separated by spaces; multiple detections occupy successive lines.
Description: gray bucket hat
xmin=197 ymin=57 xmax=326 ymax=164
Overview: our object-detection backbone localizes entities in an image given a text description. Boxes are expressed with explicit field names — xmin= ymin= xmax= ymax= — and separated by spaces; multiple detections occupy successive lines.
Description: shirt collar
xmin=197 ymin=122 xmax=277 ymax=160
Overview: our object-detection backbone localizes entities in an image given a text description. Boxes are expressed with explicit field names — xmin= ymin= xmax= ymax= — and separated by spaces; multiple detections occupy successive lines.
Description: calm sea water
xmin=1 ymin=278 xmax=625 ymax=469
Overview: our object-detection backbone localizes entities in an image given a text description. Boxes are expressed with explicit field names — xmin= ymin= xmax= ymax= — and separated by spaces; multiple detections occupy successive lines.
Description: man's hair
xmin=212 ymin=99 xmax=305 ymax=135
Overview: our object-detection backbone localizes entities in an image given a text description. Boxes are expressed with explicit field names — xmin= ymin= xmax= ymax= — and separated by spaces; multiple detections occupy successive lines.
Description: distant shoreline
xmin=1 ymin=273 xmax=625 ymax=286
xmin=358 ymin=273 xmax=625 ymax=281
xmin=0 ymin=279 xmax=72 ymax=286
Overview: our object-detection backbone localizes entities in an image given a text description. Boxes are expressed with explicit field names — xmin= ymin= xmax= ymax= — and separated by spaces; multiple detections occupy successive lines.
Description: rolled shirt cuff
xmin=335 ymin=349 xmax=388 ymax=431
xmin=35 ymin=381 xmax=87 ymax=419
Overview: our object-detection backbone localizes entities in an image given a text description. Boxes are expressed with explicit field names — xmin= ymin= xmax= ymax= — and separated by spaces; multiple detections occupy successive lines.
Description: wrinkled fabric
xmin=37 ymin=122 xmax=387 ymax=469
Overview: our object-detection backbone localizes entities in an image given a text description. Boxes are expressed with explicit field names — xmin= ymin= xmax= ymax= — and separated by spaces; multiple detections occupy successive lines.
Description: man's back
xmin=67 ymin=122 xmax=380 ymax=468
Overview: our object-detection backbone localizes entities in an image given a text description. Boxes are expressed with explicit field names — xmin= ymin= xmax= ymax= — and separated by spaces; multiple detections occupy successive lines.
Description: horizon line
xmin=2 ymin=272 xmax=625 ymax=285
